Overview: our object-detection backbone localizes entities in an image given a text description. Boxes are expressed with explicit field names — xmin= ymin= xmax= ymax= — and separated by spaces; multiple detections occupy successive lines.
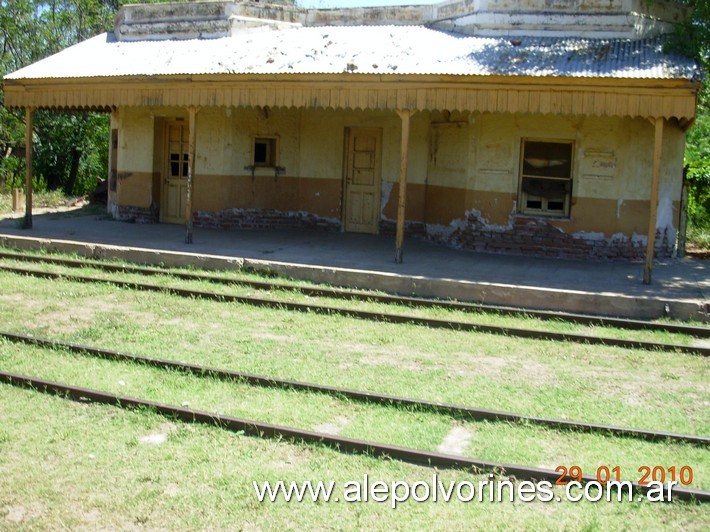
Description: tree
xmin=33 ymin=111 xmax=109 ymax=193
xmin=1 ymin=1 xmax=202 ymax=195
xmin=669 ymin=1 xmax=710 ymax=245
xmin=646 ymin=0 xmax=710 ymax=247
xmin=662 ymin=0 xmax=709 ymax=60
xmin=0 ymin=0 xmax=120 ymax=195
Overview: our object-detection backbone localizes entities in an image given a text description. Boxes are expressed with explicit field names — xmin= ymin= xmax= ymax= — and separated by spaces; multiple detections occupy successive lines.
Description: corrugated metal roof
xmin=4 ymin=25 xmax=700 ymax=81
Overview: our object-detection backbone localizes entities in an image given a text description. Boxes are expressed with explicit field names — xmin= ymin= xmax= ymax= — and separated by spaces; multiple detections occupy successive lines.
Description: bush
xmin=0 ymin=155 xmax=24 ymax=193
xmin=686 ymin=189 xmax=710 ymax=251
xmin=684 ymin=106 xmax=709 ymax=251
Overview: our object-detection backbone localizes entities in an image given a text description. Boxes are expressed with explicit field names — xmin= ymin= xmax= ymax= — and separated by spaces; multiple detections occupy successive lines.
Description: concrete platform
xmin=0 ymin=208 xmax=708 ymax=322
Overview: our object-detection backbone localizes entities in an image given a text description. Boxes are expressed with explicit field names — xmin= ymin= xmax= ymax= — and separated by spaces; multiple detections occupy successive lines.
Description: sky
xmin=297 ymin=1 xmax=434 ymax=7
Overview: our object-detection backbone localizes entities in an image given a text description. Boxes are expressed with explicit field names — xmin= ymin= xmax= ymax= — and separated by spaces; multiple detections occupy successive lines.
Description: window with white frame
xmin=519 ymin=140 xmax=573 ymax=217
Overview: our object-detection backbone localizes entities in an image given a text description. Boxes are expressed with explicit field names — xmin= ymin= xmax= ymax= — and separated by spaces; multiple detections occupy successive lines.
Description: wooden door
xmin=343 ymin=127 xmax=382 ymax=234
xmin=162 ymin=121 xmax=189 ymax=224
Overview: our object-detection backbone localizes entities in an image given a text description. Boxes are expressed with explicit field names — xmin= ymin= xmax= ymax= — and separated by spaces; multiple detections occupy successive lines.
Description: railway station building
xmin=2 ymin=0 xmax=702 ymax=277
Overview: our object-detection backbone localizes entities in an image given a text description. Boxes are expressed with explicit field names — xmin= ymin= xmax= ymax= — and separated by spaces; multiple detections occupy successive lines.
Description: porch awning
xmin=3 ymin=26 xmax=701 ymax=120
xmin=3 ymin=74 xmax=698 ymax=121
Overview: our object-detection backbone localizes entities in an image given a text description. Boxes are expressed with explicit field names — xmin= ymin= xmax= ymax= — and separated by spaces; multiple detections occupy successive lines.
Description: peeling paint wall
xmin=107 ymin=111 xmax=119 ymax=217
xmin=114 ymin=107 xmax=154 ymax=212
xmin=116 ymin=106 xmax=426 ymax=223
xmin=415 ymin=111 xmax=684 ymax=258
xmin=191 ymin=107 xmax=425 ymax=219
xmin=114 ymin=105 xmax=685 ymax=259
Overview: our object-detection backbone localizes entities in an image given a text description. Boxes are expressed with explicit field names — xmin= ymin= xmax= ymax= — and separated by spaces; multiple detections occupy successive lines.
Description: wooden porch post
xmin=24 ymin=107 xmax=34 ymax=229
xmin=676 ymin=166 xmax=689 ymax=258
xmin=185 ymin=105 xmax=196 ymax=244
xmin=395 ymin=109 xmax=413 ymax=264
xmin=643 ymin=117 xmax=664 ymax=285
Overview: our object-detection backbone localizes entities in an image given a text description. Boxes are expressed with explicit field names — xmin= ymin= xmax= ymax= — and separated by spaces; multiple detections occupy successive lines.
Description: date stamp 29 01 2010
xmin=555 ymin=465 xmax=694 ymax=486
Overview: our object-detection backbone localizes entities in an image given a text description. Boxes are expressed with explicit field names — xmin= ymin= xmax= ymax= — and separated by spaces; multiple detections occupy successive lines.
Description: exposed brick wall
xmin=116 ymin=204 xmax=159 ymax=223
xmin=193 ymin=208 xmax=341 ymax=232
xmin=423 ymin=212 xmax=675 ymax=261
xmin=114 ymin=205 xmax=674 ymax=261
xmin=379 ymin=219 xmax=426 ymax=237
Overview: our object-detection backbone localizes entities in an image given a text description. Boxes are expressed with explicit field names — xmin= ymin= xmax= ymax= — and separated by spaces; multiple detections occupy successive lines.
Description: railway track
xmin=0 ymin=261 xmax=708 ymax=356
xmin=3 ymin=251 xmax=708 ymax=507
xmin=0 ymin=249 xmax=706 ymax=338
xmin=1 ymin=370 xmax=707 ymax=503
xmin=4 ymin=330 xmax=707 ymax=447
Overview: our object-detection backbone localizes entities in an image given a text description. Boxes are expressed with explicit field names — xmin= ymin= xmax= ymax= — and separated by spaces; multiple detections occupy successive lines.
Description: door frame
xmin=160 ymin=118 xmax=188 ymax=224
xmin=342 ymin=126 xmax=383 ymax=234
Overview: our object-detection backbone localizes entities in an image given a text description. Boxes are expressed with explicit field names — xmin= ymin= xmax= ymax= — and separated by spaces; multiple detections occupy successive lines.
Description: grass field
xmin=3 ymin=386 xmax=707 ymax=530
xmin=0 ymin=251 xmax=708 ymax=529
xmin=0 ymin=191 xmax=70 ymax=215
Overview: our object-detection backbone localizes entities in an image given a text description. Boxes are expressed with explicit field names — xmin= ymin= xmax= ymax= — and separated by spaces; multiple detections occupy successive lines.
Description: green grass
xmin=0 ymin=250 xmax=701 ymax=346
xmin=0 ymin=190 xmax=70 ymax=216
xmin=0 ymin=270 xmax=706 ymax=435
xmin=0 ymin=194 xmax=11 ymax=214
xmin=2 ymin=386 xmax=708 ymax=529
xmin=3 ymin=341 xmax=706 ymax=493
xmin=688 ymin=222 xmax=710 ymax=251
xmin=0 ymin=256 xmax=708 ymax=528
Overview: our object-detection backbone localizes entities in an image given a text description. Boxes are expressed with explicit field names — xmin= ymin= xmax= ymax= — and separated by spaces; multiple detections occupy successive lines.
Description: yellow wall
xmin=185 ymin=107 xmax=429 ymax=216
xmin=114 ymin=105 xmax=686 ymax=241
xmin=115 ymin=107 xmax=155 ymax=208
xmin=419 ymin=111 xmax=685 ymax=235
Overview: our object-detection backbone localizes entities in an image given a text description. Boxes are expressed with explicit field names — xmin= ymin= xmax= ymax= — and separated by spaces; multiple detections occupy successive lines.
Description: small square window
xmin=519 ymin=140 xmax=573 ymax=217
xmin=253 ymin=137 xmax=277 ymax=167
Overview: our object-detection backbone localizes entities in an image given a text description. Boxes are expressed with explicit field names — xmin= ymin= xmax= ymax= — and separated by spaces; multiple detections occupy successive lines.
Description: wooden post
xmin=676 ymin=165 xmax=689 ymax=258
xmin=185 ymin=106 xmax=196 ymax=244
xmin=643 ymin=117 xmax=664 ymax=285
xmin=12 ymin=188 xmax=23 ymax=212
xmin=395 ymin=109 xmax=413 ymax=264
xmin=24 ymin=107 xmax=34 ymax=229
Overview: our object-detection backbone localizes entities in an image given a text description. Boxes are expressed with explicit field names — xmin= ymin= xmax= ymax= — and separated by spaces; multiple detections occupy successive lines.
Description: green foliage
xmin=685 ymin=114 xmax=710 ymax=226
xmin=32 ymin=172 xmax=47 ymax=193
xmin=687 ymin=222 xmax=710 ymax=249
xmin=657 ymin=0 xmax=710 ymax=247
xmin=0 ymin=108 xmax=25 ymax=148
xmin=0 ymin=0 xmax=120 ymax=195
xmin=683 ymin=96 xmax=709 ymax=249
xmin=0 ymin=152 xmax=24 ymax=191
xmin=661 ymin=0 xmax=710 ymax=64
xmin=33 ymin=110 xmax=109 ymax=195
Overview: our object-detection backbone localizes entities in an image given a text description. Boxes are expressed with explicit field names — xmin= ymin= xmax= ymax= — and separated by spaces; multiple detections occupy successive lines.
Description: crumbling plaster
xmin=112 ymin=104 xmax=685 ymax=258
